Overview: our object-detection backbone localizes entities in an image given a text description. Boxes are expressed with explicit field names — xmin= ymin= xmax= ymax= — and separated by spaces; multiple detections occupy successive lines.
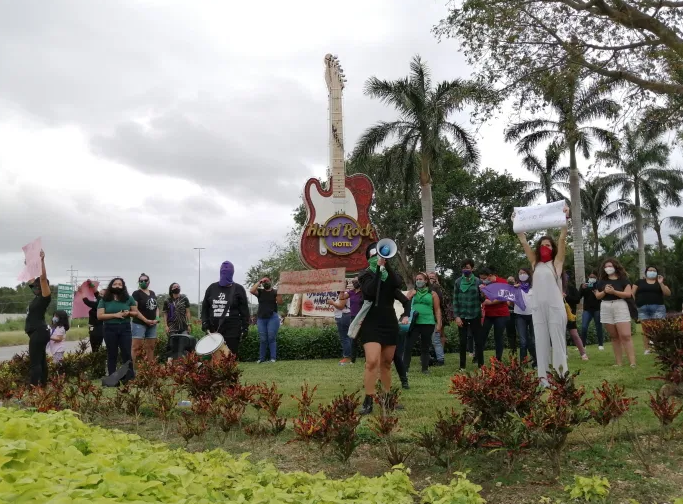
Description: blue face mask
xmin=482 ymin=279 xmax=491 ymax=285
xmin=52 ymin=317 xmax=59 ymax=324
xmin=415 ymin=280 xmax=426 ymax=289
xmin=646 ymin=271 xmax=657 ymax=279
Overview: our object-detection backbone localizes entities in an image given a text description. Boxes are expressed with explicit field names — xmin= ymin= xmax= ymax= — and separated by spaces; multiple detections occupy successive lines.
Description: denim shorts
xmin=637 ymin=304 xmax=666 ymax=321
xmin=131 ymin=322 xmax=158 ymax=340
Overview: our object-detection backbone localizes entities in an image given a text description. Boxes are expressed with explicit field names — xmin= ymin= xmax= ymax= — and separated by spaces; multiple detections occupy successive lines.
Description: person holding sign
xmin=513 ymin=205 xmax=570 ymax=384
xmin=24 ymin=249 xmax=52 ymax=386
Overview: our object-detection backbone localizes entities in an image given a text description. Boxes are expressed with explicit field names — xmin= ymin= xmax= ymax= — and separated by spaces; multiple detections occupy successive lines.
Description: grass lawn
xmin=0 ymin=326 xmax=88 ymax=347
xmin=87 ymin=333 xmax=683 ymax=504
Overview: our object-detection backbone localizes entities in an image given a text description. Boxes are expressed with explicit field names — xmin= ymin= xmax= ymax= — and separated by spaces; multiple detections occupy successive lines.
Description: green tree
xmin=521 ymin=144 xmax=571 ymax=203
xmin=580 ymin=178 xmax=626 ymax=264
xmin=244 ymin=229 xmax=304 ymax=287
xmin=504 ymin=69 xmax=620 ymax=285
xmin=598 ymin=123 xmax=683 ymax=275
xmin=352 ymin=55 xmax=492 ymax=273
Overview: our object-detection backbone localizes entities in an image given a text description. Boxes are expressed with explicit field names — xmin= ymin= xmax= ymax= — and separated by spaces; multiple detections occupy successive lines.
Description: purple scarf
xmin=520 ymin=282 xmax=531 ymax=293
xmin=219 ymin=261 xmax=234 ymax=287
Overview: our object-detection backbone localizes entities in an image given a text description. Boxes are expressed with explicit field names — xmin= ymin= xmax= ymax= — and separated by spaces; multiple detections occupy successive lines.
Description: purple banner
xmin=481 ymin=282 xmax=526 ymax=311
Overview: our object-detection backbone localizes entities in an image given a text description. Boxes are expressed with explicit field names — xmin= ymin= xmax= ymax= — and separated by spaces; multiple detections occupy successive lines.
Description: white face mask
xmin=646 ymin=271 xmax=657 ymax=279
xmin=518 ymin=274 xmax=529 ymax=282
xmin=604 ymin=267 xmax=615 ymax=276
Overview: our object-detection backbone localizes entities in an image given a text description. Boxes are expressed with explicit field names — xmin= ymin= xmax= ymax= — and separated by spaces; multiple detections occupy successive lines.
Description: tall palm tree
xmin=521 ymin=145 xmax=571 ymax=203
xmin=353 ymin=55 xmax=490 ymax=273
xmin=505 ymin=69 xmax=620 ymax=285
xmin=580 ymin=178 xmax=627 ymax=263
xmin=598 ymin=123 xmax=683 ymax=275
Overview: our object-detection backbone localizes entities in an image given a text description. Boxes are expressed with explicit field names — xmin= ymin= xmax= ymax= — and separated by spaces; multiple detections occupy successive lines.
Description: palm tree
xmin=598 ymin=123 xmax=683 ymax=275
xmin=505 ymin=69 xmax=620 ymax=285
xmin=352 ymin=55 xmax=491 ymax=273
xmin=580 ymin=178 xmax=627 ymax=263
xmin=520 ymin=145 xmax=571 ymax=203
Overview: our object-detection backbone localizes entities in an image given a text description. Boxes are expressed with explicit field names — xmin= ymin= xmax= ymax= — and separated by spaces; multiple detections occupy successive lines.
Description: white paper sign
xmin=301 ymin=292 xmax=337 ymax=317
xmin=513 ymin=201 xmax=567 ymax=234
xmin=17 ymin=237 xmax=42 ymax=282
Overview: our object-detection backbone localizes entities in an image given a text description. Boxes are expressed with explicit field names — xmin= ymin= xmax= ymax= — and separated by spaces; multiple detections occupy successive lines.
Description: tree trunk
xmin=655 ymin=222 xmax=664 ymax=255
xmin=568 ymin=142 xmax=586 ymax=286
xmin=634 ymin=185 xmax=646 ymax=278
xmin=421 ymin=182 xmax=437 ymax=273
xmin=592 ymin=222 xmax=600 ymax=266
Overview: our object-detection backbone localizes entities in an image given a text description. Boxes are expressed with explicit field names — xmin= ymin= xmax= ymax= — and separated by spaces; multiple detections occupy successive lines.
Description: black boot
xmin=360 ymin=395 xmax=374 ymax=415
xmin=401 ymin=377 xmax=410 ymax=390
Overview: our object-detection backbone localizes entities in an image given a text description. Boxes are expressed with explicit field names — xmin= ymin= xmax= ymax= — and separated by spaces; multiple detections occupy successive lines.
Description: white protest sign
xmin=301 ymin=292 xmax=337 ymax=317
xmin=513 ymin=201 xmax=567 ymax=234
xmin=17 ymin=237 xmax=42 ymax=282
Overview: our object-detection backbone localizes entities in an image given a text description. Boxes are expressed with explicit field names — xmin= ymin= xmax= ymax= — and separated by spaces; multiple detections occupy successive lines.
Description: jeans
xmin=581 ymin=310 xmax=604 ymax=346
xmin=28 ymin=326 xmax=51 ymax=386
xmin=404 ymin=324 xmax=435 ymax=372
xmin=515 ymin=314 xmax=537 ymax=366
xmin=257 ymin=313 xmax=280 ymax=361
xmin=335 ymin=313 xmax=353 ymax=358
xmin=637 ymin=304 xmax=666 ymax=320
xmin=507 ymin=313 xmax=518 ymax=353
xmin=432 ymin=331 xmax=445 ymax=362
xmin=131 ymin=322 xmax=158 ymax=339
xmin=103 ymin=323 xmax=134 ymax=379
xmin=482 ymin=316 xmax=509 ymax=361
xmin=89 ymin=324 xmax=104 ymax=352
xmin=459 ymin=317 xmax=483 ymax=368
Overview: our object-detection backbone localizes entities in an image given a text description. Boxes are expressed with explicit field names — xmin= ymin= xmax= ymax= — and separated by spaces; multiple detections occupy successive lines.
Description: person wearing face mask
xmin=427 ymin=272 xmax=447 ymax=366
xmin=563 ymin=272 xmax=589 ymax=361
xmin=513 ymin=268 xmax=536 ymax=367
xmin=579 ymin=272 xmax=604 ymax=350
xmin=47 ymin=310 xmax=70 ymax=363
xmin=163 ymin=283 xmax=192 ymax=335
xmin=514 ymin=205 xmax=570 ymax=384
xmin=478 ymin=266 xmax=510 ymax=362
xmin=97 ymin=277 xmax=138 ymax=380
xmin=452 ymin=259 xmax=483 ymax=369
xmin=82 ymin=283 xmax=104 ymax=352
xmin=632 ymin=265 xmax=670 ymax=355
xmin=131 ymin=273 xmax=159 ymax=364
xmin=595 ymin=258 xmax=635 ymax=367
xmin=403 ymin=273 xmax=442 ymax=374
xmin=202 ymin=261 xmax=250 ymax=356
xmin=24 ymin=249 xmax=52 ymax=386
xmin=250 ymin=277 xmax=283 ymax=363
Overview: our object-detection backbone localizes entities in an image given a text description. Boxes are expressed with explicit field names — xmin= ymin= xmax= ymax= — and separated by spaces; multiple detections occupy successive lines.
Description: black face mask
xmin=110 ymin=287 xmax=123 ymax=295
xmin=352 ymin=281 xmax=360 ymax=289
xmin=30 ymin=283 xmax=41 ymax=296
xmin=263 ymin=282 xmax=272 ymax=290
xmin=171 ymin=288 xmax=181 ymax=295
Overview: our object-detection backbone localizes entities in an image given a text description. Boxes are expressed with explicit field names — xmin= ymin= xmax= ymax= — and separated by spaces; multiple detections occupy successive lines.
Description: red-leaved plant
xmin=648 ymin=391 xmax=683 ymax=428
xmin=589 ymin=381 xmax=637 ymax=427
xmin=291 ymin=382 xmax=324 ymax=443
xmin=416 ymin=408 xmax=479 ymax=469
xmin=318 ymin=390 xmax=362 ymax=462
xmin=170 ymin=352 xmax=242 ymax=401
xmin=250 ymin=382 xmax=286 ymax=436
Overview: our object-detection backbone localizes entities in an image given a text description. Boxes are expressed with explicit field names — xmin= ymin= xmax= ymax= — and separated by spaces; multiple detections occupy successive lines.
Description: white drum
xmin=195 ymin=333 xmax=230 ymax=362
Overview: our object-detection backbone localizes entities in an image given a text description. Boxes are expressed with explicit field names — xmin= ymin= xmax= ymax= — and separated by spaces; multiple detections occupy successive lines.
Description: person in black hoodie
xmin=82 ymin=282 xmax=104 ymax=352
xmin=201 ymin=261 xmax=250 ymax=356
xmin=579 ymin=271 xmax=604 ymax=350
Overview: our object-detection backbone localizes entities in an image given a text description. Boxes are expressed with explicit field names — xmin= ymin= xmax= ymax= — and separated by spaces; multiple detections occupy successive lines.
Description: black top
xmin=565 ymin=285 xmax=580 ymax=314
xmin=579 ymin=285 xmax=601 ymax=312
xmin=634 ymin=279 xmax=664 ymax=307
xmin=201 ymin=282 xmax=250 ymax=338
xmin=163 ymin=294 xmax=191 ymax=334
xmin=25 ymin=294 xmax=51 ymax=334
xmin=596 ymin=278 xmax=630 ymax=302
xmin=255 ymin=289 xmax=278 ymax=319
xmin=357 ymin=264 xmax=410 ymax=340
xmin=82 ymin=292 xmax=102 ymax=326
xmin=132 ymin=290 xmax=158 ymax=325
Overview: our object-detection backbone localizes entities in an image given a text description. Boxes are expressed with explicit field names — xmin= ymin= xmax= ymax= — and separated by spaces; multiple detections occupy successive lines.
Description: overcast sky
xmin=0 ymin=0 xmax=680 ymax=306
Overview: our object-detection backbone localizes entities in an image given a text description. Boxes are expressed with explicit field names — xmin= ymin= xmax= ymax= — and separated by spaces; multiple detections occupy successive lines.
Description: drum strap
xmin=216 ymin=285 xmax=236 ymax=332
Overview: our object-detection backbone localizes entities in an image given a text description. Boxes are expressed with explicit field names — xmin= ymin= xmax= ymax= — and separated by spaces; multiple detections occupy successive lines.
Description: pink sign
xmin=17 ymin=237 xmax=42 ymax=282
xmin=72 ymin=280 xmax=100 ymax=319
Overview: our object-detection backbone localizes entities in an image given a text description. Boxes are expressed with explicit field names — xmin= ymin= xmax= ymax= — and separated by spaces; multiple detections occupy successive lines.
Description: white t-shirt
xmin=333 ymin=296 xmax=351 ymax=318
xmin=514 ymin=288 xmax=533 ymax=316
xmin=47 ymin=326 xmax=67 ymax=354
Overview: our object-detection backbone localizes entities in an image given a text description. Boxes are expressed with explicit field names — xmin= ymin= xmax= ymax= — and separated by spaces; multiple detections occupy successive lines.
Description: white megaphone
xmin=376 ymin=238 xmax=397 ymax=259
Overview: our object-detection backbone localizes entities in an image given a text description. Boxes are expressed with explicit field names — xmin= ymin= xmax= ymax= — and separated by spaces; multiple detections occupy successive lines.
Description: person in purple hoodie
xmin=201 ymin=261 xmax=250 ymax=356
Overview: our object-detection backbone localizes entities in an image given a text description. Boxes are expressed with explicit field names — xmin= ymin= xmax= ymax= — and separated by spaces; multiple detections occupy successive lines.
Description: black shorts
xmin=567 ymin=320 xmax=577 ymax=331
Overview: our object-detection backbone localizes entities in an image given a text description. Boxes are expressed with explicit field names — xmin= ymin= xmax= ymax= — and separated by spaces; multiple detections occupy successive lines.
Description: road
xmin=0 ymin=339 xmax=87 ymax=362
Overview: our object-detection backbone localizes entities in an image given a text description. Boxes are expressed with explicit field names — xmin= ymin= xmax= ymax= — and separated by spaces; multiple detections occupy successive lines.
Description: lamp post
xmin=194 ymin=247 xmax=205 ymax=318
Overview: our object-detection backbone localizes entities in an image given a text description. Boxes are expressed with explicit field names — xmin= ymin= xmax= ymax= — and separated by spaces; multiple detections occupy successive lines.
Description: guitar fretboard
xmin=328 ymin=71 xmax=345 ymax=199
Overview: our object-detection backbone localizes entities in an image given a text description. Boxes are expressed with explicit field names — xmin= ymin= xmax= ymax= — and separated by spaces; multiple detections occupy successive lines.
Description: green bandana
xmin=368 ymin=256 xmax=388 ymax=281
xmin=460 ymin=275 xmax=474 ymax=293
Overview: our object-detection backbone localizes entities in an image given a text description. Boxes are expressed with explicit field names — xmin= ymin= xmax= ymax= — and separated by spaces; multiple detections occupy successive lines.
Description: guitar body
xmin=300 ymin=173 xmax=375 ymax=272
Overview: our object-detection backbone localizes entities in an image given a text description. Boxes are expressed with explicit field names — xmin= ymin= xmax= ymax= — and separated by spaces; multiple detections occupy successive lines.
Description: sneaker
xmin=644 ymin=350 xmax=651 ymax=355
xmin=401 ymin=378 xmax=410 ymax=390
xmin=598 ymin=346 xmax=605 ymax=351
xmin=270 ymin=359 xmax=276 ymax=363
xmin=257 ymin=360 xmax=264 ymax=364
xmin=435 ymin=360 xmax=445 ymax=367
xmin=339 ymin=358 xmax=351 ymax=365
xmin=581 ymin=354 xmax=589 ymax=361
xmin=421 ymin=369 xmax=430 ymax=375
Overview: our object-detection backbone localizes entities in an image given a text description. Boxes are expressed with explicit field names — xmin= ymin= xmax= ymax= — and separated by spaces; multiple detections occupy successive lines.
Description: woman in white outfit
xmin=513 ymin=207 xmax=569 ymax=384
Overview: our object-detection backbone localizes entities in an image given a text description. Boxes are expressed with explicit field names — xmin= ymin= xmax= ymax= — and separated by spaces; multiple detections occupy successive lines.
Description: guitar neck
xmin=329 ymin=81 xmax=345 ymax=199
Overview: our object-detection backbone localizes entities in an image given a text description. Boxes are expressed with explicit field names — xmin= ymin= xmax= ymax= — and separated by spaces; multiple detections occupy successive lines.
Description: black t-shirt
xmin=132 ymin=290 xmax=158 ymax=325
xmin=579 ymin=285 xmax=601 ymax=312
xmin=596 ymin=278 xmax=630 ymax=302
xmin=634 ymin=279 xmax=664 ymax=307
xmin=25 ymin=294 xmax=52 ymax=333
xmin=201 ymin=282 xmax=250 ymax=337
xmin=255 ymin=289 xmax=278 ymax=319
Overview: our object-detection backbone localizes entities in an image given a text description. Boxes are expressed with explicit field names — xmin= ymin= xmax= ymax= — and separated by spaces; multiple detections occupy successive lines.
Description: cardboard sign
xmin=17 ymin=237 xmax=42 ymax=282
xmin=71 ymin=280 xmax=100 ymax=319
xmin=513 ymin=200 xmax=567 ymax=233
xmin=278 ymin=268 xmax=346 ymax=295
xmin=301 ymin=292 xmax=337 ymax=317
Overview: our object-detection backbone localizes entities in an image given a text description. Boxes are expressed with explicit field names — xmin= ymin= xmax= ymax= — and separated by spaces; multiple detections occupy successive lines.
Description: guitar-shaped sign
xmin=299 ymin=54 xmax=376 ymax=273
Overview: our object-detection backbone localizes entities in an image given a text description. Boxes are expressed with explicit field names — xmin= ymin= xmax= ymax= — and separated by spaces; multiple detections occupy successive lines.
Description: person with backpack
xmin=452 ymin=259 xmax=484 ymax=369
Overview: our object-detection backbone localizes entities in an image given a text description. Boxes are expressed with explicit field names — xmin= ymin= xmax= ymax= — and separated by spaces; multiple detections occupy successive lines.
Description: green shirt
xmin=97 ymin=297 xmax=136 ymax=324
xmin=412 ymin=289 xmax=436 ymax=325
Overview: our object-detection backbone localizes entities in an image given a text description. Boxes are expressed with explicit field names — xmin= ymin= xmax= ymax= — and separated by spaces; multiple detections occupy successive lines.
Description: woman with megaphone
xmin=355 ymin=240 xmax=410 ymax=416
